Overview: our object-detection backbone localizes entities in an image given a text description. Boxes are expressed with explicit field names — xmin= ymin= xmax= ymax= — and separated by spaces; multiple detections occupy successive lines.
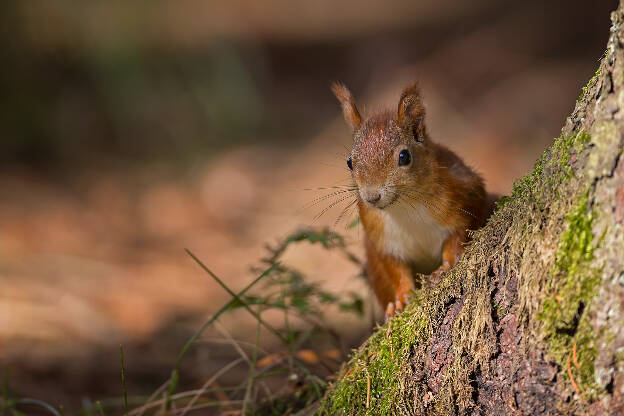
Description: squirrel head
xmin=332 ymin=82 xmax=432 ymax=210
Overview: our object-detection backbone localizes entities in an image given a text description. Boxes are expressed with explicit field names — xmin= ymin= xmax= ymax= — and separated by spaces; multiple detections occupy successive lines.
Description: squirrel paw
xmin=384 ymin=293 xmax=411 ymax=322
xmin=427 ymin=261 xmax=451 ymax=287
xmin=384 ymin=302 xmax=396 ymax=322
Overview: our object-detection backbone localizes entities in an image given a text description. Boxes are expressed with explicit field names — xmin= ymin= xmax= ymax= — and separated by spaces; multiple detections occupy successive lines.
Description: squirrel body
xmin=332 ymin=82 xmax=492 ymax=317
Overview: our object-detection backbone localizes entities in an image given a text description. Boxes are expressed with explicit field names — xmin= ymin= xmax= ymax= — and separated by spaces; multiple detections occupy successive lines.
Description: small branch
xmin=567 ymin=354 xmax=581 ymax=397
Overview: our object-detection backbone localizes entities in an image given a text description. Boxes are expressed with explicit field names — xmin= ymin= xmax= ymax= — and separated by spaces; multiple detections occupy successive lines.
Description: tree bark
xmin=319 ymin=2 xmax=624 ymax=415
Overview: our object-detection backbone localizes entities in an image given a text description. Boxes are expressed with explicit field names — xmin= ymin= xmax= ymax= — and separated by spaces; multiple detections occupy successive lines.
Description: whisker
xmin=334 ymin=198 xmax=358 ymax=228
xmin=397 ymin=195 xmax=426 ymax=224
xmin=313 ymin=194 xmax=357 ymax=222
xmin=335 ymin=151 xmax=351 ymax=160
xmin=304 ymin=189 xmax=352 ymax=202
xmin=406 ymin=190 xmax=476 ymax=219
xmin=302 ymin=185 xmax=358 ymax=191
xmin=397 ymin=188 xmax=445 ymax=212
xmin=348 ymin=204 xmax=360 ymax=229
xmin=460 ymin=208 xmax=477 ymax=219
xmin=391 ymin=187 xmax=451 ymax=223
xmin=302 ymin=189 xmax=358 ymax=211
xmin=400 ymin=193 xmax=450 ymax=222
xmin=317 ymin=162 xmax=347 ymax=169
xmin=394 ymin=185 xmax=477 ymax=220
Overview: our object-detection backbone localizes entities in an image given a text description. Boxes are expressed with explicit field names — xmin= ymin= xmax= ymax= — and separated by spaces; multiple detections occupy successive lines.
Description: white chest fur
xmin=379 ymin=202 xmax=452 ymax=272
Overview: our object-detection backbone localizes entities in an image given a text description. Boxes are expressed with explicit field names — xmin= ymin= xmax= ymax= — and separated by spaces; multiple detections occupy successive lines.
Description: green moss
xmin=552 ymin=131 xmax=591 ymax=178
xmin=321 ymin=296 xmax=430 ymax=415
xmin=499 ymin=132 xmax=590 ymax=212
xmin=517 ymin=131 xmax=589 ymax=198
xmin=492 ymin=301 xmax=505 ymax=319
xmin=494 ymin=147 xmax=547 ymax=213
xmin=537 ymin=193 xmax=601 ymax=398
xmin=578 ymin=67 xmax=601 ymax=102
xmin=509 ymin=148 xmax=546 ymax=200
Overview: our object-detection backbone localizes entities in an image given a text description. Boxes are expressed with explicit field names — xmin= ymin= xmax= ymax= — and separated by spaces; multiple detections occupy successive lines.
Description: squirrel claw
xmin=395 ymin=299 xmax=405 ymax=314
xmin=385 ymin=295 xmax=410 ymax=321
xmin=401 ymin=292 xmax=412 ymax=305
xmin=427 ymin=262 xmax=452 ymax=288
xmin=384 ymin=302 xmax=396 ymax=322
xmin=438 ymin=261 xmax=451 ymax=273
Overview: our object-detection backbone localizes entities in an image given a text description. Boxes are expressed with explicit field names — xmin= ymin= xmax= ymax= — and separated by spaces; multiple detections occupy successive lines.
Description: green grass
xmin=2 ymin=227 xmax=366 ymax=416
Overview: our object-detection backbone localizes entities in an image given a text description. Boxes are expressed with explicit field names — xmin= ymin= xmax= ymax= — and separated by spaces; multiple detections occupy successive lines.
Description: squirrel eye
xmin=398 ymin=149 xmax=411 ymax=166
xmin=347 ymin=156 xmax=353 ymax=170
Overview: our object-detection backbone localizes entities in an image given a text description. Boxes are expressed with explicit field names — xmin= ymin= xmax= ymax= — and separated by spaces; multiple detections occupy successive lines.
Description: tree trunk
xmin=319 ymin=2 xmax=624 ymax=415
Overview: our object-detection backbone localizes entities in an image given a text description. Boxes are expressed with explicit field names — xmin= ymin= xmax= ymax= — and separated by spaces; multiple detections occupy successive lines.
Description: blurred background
xmin=0 ymin=0 xmax=616 ymax=412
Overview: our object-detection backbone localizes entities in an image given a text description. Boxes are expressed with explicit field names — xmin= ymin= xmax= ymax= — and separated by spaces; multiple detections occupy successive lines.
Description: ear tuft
xmin=397 ymin=82 xmax=426 ymax=141
xmin=331 ymin=82 xmax=362 ymax=131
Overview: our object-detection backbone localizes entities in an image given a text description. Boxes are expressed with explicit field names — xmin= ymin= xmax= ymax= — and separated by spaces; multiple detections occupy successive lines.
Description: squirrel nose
xmin=364 ymin=192 xmax=381 ymax=204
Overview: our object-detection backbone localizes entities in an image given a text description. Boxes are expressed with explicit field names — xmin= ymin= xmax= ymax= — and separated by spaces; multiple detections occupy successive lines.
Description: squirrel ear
xmin=397 ymin=82 xmax=426 ymax=141
xmin=331 ymin=82 xmax=362 ymax=131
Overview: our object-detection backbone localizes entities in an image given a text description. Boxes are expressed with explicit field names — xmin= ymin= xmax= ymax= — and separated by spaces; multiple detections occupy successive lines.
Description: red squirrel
xmin=332 ymin=82 xmax=493 ymax=318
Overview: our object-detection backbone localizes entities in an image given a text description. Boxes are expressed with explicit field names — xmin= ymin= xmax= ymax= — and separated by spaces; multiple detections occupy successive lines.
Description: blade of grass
xmin=242 ymin=321 xmax=261 ymax=414
xmin=282 ymin=290 xmax=295 ymax=374
xmin=136 ymin=380 xmax=169 ymax=416
xmin=213 ymin=322 xmax=274 ymax=403
xmin=2 ymin=369 xmax=8 ymax=415
xmin=185 ymin=249 xmax=287 ymax=344
xmin=165 ymin=261 xmax=279 ymax=409
xmin=120 ymin=345 xmax=128 ymax=415
xmin=130 ymin=358 xmax=244 ymax=416
xmin=166 ymin=400 xmax=244 ymax=416
xmin=199 ymin=338 xmax=269 ymax=355
xmin=131 ymin=386 xmax=246 ymax=416
xmin=95 ymin=401 xmax=105 ymax=416
xmin=214 ymin=322 xmax=252 ymax=366
xmin=16 ymin=399 xmax=62 ymax=416
xmin=178 ymin=357 xmax=244 ymax=416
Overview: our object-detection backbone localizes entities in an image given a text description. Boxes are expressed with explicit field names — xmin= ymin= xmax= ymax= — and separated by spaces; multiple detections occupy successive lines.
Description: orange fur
xmin=441 ymin=231 xmax=466 ymax=270
xmin=363 ymin=231 xmax=414 ymax=317
xmin=332 ymin=81 xmax=494 ymax=318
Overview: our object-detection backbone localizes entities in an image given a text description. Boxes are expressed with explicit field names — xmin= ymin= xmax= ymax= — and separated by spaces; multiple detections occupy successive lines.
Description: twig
xmin=130 ymin=360 xmax=245 ymax=416
xmin=199 ymin=338 xmax=269 ymax=355
xmin=366 ymin=374 xmax=371 ymax=408
xmin=386 ymin=323 xmax=394 ymax=358
xmin=167 ymin=400 xmax=244 ymax=416
xmin=215 ymin=322 xmax=252 ymax=365
xmin=567 ymin=354 xmax=581 ymax=396
xmin=213 ymin=322 xmax=274 ymax=401
xmin=178 ymin=358 xmax=245 ymax=416
xmin=133 ymin=380 xmax=171 ymax=416
xmin=130 ymin=386 xmax=245 ymax=416
xmin=134 ymin=381 xmax=170 ymax=416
